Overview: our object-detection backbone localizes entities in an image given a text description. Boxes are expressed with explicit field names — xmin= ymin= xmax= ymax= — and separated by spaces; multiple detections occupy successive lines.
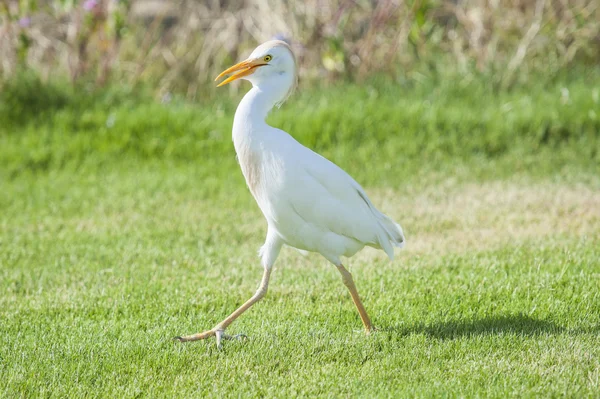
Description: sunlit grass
xmin=1 ymin=162 xmax=599 ymax=397
xmin=1 ymin=76 xmax=599 ymax=397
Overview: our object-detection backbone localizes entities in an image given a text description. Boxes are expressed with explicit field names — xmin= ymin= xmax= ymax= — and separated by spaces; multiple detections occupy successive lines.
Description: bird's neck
xmin=232 ymin=77 xmax=292 ymax=146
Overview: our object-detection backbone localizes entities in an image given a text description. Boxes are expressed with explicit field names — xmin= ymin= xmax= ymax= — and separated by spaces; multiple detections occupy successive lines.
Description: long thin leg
xmin=175 ymin=229 xmax=282 ymax=348
xmin=336 ymin=264 xmax=374 ymax=334
xmin=175 ymin=267 xmax=272 ymax=347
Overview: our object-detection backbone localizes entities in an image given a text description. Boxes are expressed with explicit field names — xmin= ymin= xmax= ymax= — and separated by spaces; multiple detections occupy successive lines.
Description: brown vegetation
xmin=1 ymin=0 xmax=598 ymax=95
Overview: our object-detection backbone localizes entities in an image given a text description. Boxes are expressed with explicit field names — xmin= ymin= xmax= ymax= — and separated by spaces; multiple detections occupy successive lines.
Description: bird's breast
xmin=236 ymin=144 xmax=264 ymax=199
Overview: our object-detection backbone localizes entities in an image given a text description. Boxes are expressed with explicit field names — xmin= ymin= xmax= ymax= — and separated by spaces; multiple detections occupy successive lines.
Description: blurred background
xmin=1 ymin=0 xmax=599 ymax=183
xmin=1 ymin=0 xmax=598 ymax=98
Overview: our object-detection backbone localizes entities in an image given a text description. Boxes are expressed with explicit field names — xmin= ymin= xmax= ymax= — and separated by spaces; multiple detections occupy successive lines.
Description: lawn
xmin=1 ymin=74 xmax=599 ymax=397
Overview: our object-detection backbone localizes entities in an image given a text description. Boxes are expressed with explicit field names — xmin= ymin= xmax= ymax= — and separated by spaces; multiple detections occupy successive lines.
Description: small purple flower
xmin=83 ymin=0 xmax=99 ymax=11
xmin=18 ymin=17 xmax=31 ymax=28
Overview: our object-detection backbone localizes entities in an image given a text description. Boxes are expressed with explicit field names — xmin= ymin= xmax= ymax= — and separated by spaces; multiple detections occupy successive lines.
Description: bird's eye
xmin=263 ymin=55 xmax=273 ymax=62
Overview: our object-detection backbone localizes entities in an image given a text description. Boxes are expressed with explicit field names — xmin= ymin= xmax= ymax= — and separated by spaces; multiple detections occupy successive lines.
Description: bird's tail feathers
xmin=355 ymin=187 xmax=405 ymax=259
xmin=376 ymin=214 xmax=405 ymax=260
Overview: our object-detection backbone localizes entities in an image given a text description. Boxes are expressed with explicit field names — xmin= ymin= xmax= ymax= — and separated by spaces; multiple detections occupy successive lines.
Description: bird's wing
xmin=280 ymin=143 xmax=403 ymax=258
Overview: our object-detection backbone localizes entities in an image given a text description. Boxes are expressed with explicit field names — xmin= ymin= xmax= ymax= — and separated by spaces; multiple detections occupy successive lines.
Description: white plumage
xmin=176 ymin=40 xmax=404 ymax=347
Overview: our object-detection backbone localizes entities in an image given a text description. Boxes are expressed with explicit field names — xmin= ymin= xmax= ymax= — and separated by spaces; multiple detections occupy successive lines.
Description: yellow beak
xmin=215 ymin=58 xmax=268 ymax=87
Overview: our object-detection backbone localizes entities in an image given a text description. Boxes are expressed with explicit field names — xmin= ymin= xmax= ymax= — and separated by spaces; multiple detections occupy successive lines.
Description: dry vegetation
xmin=1 ymin=0 xmax=598 ymax=96
xmin=373 ymin=181 xmax=600 ymax=254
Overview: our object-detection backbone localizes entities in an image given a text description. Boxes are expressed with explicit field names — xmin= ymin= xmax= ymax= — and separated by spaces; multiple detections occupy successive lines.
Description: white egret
xmin=175 ymin=40 xmax=404 ymax=347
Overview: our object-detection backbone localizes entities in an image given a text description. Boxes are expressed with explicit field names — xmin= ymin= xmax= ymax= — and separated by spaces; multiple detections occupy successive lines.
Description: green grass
xmin=1 ymin=72 xmax=599 ymax=397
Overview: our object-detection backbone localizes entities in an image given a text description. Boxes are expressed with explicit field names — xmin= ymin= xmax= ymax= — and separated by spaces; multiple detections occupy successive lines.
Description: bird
xmin=175 ymin=40 xmax=405 ymax=348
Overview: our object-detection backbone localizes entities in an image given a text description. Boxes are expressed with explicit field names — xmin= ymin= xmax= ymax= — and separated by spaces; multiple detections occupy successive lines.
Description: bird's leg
xmin=336 ymin=264 xmax=374 ymax=334
xmin=175 ymin=266 xmax=272 ymax=347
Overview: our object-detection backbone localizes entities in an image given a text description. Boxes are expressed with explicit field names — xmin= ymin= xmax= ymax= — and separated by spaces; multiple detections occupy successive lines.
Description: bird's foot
xmin=366 ymin=326 xmax=378 ymax=335
xmin=217 ymin=331 xmax=248 ymax=348
xmin=174 ymin=328 xmax=247 ymax=349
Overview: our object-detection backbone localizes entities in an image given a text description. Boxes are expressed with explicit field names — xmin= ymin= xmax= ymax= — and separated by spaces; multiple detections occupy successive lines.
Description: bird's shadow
xmin=381 ymin=314 xmax=598 ymax=340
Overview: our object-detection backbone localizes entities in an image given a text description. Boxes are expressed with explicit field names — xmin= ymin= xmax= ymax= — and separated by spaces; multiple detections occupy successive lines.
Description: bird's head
xmin=215 ymin=40 xmax=298 ymax=105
